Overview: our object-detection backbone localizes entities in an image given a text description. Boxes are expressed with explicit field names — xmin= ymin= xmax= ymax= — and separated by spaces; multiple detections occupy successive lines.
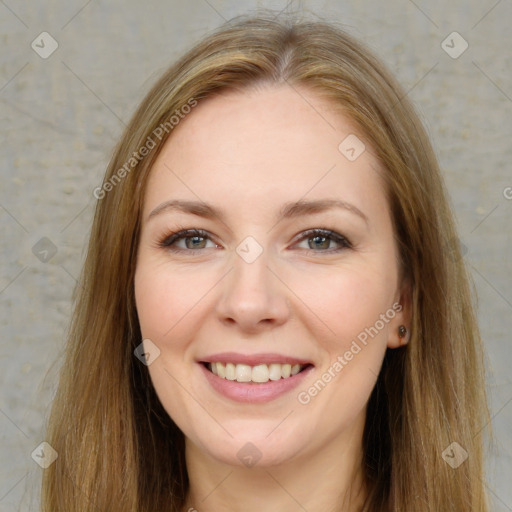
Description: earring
xmin=398 ymin=325 xmax=407 ymax=339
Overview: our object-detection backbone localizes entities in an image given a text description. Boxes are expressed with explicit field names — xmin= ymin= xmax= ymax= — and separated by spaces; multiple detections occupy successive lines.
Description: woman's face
xmin=134 ymin=85 xmax=409 ymax=468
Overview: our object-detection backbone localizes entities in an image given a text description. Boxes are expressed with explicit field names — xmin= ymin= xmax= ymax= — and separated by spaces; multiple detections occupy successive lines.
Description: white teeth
xmin=216 ymin=362 xmax=226 ymax=379
xmin=225 ymin=362 xmax=236 ymax=381
xmin=208 ymin=362 xmax=306 ymax=383
xmin=252 ymin=364 xmax=269 ymax=383
xmin=235 ymin=364 xmax=252 ymax=382
xmin=269 ymin=363 xmax=282 ymax=381
xmin=291 ymin=364 xmax=301 ymax=375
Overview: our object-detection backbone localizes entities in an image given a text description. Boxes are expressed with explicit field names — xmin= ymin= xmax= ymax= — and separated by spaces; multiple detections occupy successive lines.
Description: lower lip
xmin=199 ymin=363 xmax=314 ymax=403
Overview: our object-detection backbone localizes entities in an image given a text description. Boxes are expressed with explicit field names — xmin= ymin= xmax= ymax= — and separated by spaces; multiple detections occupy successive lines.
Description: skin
xmin=134 ymin=84 xmax=411 ymax=512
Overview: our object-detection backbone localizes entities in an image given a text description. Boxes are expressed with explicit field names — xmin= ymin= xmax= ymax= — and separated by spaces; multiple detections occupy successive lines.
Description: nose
xmin=215 ymin=248 xmax=290 ymax=333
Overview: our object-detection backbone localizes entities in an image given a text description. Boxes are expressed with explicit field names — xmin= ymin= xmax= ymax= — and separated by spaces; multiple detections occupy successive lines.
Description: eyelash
xmin=157 ymin=228 xmax=352 ymax=254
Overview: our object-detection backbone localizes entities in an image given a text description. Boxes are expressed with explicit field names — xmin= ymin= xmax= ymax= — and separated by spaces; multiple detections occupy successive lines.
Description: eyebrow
xmin=147 ymin=198 xmax=369 ymax=225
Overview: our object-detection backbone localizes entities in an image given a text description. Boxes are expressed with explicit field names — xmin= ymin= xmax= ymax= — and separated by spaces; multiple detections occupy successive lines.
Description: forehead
xmin=143 ymin=85 xmax=387 ymax=222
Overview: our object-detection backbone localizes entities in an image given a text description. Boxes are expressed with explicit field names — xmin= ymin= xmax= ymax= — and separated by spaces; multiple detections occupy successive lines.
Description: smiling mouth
xmin=203 ymin=362 xmax=313 ymax=384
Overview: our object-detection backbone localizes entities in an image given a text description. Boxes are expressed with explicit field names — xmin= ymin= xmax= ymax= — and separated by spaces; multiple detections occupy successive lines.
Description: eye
xmin=293 ymin=228 xmax=352 ymax=253
xmin=157 ymin=227 xmax=352 ymax=254
xmin=158 ymin=229 xmax=219 ymax=252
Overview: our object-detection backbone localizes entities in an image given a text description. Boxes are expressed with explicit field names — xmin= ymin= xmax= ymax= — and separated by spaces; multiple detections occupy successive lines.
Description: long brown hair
xmin=41 ymin=12 xmax=490 ymax=511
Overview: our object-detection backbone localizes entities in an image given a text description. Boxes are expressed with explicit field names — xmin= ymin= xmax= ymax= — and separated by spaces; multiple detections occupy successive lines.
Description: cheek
xmin=291 ymin=271 xmax=392 ymax=419
xmin=134 ymin=262 xmax=207 ymax=420
xmin=290 ymin=262 xmax=395 ymax=345
xmin=290 ymin=266 xmax=393 ymax=400
xmin=134 ymin=261 xmax=210 ymax=340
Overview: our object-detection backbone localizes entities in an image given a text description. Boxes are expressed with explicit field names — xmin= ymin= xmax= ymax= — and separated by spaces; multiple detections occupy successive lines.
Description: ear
xmin=387 ymin=279 xmax=412 ymax=349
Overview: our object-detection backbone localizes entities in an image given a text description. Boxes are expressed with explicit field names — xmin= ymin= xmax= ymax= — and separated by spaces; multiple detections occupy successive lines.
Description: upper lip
xmin=199 ymin=352 xmax=313 ymax=366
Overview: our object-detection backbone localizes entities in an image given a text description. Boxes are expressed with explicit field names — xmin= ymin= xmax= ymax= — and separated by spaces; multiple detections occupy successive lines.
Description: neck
xmin=182 ymin=414 xmax=367 ymax=512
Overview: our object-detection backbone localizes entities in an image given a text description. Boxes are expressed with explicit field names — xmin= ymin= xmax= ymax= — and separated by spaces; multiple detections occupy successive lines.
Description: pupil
xmin=310 ymin=236 xmax=328 ymax=250
xmin=187 ymin=236 xmax=204 ymax=249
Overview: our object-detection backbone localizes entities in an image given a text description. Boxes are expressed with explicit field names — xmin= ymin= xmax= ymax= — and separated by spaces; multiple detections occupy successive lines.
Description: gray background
xmin=1 ymin=1 xmax=511 ymax=510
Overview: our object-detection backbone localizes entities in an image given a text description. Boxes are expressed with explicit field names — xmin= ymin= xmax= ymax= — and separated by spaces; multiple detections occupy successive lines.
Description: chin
xmin=186 ymin=420 xmax=312 ymax=470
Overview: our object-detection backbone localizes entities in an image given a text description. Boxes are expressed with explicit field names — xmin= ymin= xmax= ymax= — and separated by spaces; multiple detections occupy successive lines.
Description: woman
xmin=41 ymin=13 xmax=490 ymax=511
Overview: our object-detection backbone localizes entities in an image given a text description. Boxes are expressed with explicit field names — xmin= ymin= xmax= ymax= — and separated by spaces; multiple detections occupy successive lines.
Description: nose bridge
xmin=216 ymin=239 xmax=289 ymax=330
